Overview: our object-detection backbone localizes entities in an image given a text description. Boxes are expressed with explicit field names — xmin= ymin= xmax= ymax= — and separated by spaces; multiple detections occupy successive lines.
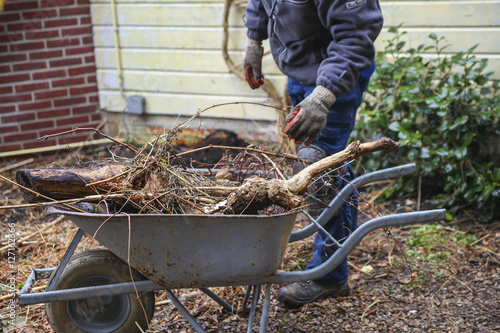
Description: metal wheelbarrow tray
xmin=17 ymin=163 xmax=446 ymax=333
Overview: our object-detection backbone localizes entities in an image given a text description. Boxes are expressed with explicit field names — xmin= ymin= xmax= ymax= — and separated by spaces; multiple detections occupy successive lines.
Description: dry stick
xmin=261 ymin=153 xmax=286 ymax=180
xmin=0 ymin=174 xmax=85 ymax=213
xmin=169 ymin=192 xmax=207 ymax=214
xmin=37 ymin=127 xmax=139 ymax=154
xmin=176 ymin=144 xmax=298 ymax=160
xmin=0 ymin=158 xmax=34 ymax=173
xmin=286 ymin=138 xmax=400 ymax=194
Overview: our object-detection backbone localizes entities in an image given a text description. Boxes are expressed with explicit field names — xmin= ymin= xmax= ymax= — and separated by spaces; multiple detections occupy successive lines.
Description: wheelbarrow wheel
xmin=45 ymin=249 xmax=155 ymax=333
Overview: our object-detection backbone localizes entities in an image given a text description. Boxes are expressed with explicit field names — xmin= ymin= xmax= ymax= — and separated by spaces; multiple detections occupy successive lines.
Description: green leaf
xmin=429 ymin=33 xmax=437 ymax=40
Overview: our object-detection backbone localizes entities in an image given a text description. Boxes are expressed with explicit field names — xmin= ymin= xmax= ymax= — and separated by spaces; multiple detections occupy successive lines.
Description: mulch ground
xmin=1 ymin=157 xmax=499 ymax=333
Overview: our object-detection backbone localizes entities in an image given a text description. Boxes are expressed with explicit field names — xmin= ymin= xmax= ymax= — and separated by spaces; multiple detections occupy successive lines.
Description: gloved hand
xmin=284 ymin=85 xmax=336 ymax=145
xmin=243 ymin=38 xmax=264 ymax=89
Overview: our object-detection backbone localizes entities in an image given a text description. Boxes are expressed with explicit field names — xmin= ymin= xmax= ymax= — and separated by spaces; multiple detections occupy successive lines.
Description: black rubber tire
xmin=45 ymin=249 xmax=155 ymax=333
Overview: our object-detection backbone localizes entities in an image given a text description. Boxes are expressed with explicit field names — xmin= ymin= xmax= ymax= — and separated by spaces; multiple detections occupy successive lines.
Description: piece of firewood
xmin=16 ymin=163 xmax=129 ymax=202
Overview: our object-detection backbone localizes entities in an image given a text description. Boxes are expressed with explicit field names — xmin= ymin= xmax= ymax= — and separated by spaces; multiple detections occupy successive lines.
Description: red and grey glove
xmin=243 ymin=38 xmax=264 ymax=89
xmin=284 ymin=85 xmax=336 ymax=145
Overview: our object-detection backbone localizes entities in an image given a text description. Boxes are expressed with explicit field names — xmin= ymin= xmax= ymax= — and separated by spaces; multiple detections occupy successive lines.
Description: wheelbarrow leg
xmin=166 ymin=289 xmax=205 ymax=333
xmin=199 ymin=287 xmax=238 ymax=314
xmin=247 ymin=284 xmax=261 ymax=333
xmin=242 ymin=285 xmax=253 ymax=309
xmin=46 ymin=228 xmax=85 ymax=292
xmin=259 ymin=285 xmax=272 ymax=333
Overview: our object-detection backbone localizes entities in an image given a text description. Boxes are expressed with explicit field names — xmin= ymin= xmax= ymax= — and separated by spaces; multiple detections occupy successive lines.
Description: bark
xmin=16 ymin=163 xmax=129 ymax=202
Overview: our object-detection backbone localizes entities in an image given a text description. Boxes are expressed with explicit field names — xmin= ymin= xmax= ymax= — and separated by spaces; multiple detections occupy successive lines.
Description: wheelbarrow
xmin=17 ymin=163 xmax=446 ymax=333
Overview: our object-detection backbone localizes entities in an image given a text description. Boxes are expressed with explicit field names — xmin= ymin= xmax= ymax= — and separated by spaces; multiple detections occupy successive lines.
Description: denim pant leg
xmin=287 ymin=75 xmax=370 ymax=284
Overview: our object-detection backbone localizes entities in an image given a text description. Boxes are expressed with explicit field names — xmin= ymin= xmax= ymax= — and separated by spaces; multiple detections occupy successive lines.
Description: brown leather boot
xmin=277 ymin=281 xmax=350 ymax=308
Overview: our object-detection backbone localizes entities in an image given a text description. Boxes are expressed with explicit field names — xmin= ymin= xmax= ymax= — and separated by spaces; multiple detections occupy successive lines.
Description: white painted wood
xmin=90 ymin=0 xmax=500 ymax=123
xmin=98 ymin=90 xmax=283 ymax=121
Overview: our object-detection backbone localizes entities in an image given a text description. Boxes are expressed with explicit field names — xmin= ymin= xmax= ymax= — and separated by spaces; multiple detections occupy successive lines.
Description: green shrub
xmin=353 ymin=26 xmax=500 ymax=219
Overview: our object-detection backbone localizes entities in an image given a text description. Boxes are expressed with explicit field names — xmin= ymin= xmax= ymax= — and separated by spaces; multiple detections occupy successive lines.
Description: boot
xmin=277 ymin=280 xmax=350 ymax=308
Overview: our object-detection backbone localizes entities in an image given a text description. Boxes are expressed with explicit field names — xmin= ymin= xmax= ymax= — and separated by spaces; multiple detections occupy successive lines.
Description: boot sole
xmin=277 ymin=288 xmax=350 ymax=308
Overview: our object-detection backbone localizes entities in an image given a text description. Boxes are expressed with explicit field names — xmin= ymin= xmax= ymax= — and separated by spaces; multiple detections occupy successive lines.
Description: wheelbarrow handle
xmin=271 ymin=208 xmax=446 ymax=284
xmin=289 ymin=163 xmax=418 ymax=242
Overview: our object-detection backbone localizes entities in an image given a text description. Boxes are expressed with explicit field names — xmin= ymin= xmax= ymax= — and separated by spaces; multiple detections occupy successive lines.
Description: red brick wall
xmin=0 ymin=0 xmax=101 ymax=160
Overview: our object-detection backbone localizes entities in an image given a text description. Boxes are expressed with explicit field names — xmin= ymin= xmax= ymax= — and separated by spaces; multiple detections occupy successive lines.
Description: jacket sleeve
xmin=315 ymin=0 xmax=383 ymax=98
xmin=245 ymin=0 xmax=269 ymax=41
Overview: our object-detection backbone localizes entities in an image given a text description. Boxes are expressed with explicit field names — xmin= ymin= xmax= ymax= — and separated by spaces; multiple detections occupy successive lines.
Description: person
xmin=243 ymin=0 xmax=383 ymax=307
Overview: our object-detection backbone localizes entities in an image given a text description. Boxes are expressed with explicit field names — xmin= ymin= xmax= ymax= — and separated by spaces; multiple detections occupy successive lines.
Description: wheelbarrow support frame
xmin=17 ymin=163 xmax=446 ymax=333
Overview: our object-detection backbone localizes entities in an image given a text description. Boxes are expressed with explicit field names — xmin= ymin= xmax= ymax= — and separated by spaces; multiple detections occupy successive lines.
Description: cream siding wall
xmin=90 ymin=0 xmax=500 ymax=140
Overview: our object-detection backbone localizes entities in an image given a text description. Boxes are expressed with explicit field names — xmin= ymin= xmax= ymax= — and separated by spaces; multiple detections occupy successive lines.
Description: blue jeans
xmin=286 ymin=68 xmax=372 ymax=284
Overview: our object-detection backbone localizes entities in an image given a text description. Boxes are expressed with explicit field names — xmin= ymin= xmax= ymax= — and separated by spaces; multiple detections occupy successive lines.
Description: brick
xmin=81 ymin=36 xmax=93 ymax=45
xmin=68 ymin=65 xmax=95 ymax=76
xmin=54 ymin=96 xmax=86 ymax=107
xmin=2 ymin=112 xmax=36 ymax=123
xmin=56 ymin=114 xmax=89 ymax=126
xmin=0 ymin=53 xmax=27 ymax=63
xmin=42 ymin=0 xmax=75 ymax=7
xmin=44 ymin=18 xmax=78 ymax=28
xmin=61 ymin=26 xmax=92 ymax=37
xmin=0 ymin=124 xmax=19 ymax=133
xmin=13 ymin=61 xmax=47 ymax=72
xmin=0 ymin=73 xmax=30 ymax=83
xmin=0 ymin=26 xmax=4 ymax=33
xmin=38 ymin=108 xmax=71 ymax=118
xmin=76 ymin=0 xmax=90 ymax=4
xmin=0 ymin=65 xmax=11 ymax=73
xmin=16 ymin=82 xmax=50 ymax=93
xmin=50 ymin=57 xmax=82 ymax=67
xmin=0 ymin=86 xmax=13 ymax=95
xmin=80 ymin=17 xmax=91 ymax=25
xmin=32 ymin=69 xmax=66 ymax=80
xmin=0 ymin=94 xmax=32 ymax=103
xmin=22 ymin=9 xmax=58 ymax=20
xmin=3 ymin=1 xmax=38 ymax=11
xmin=91 ymin=113 xmax=102 ymax=122
xmin=52 ymin=77 xmax=85 ymax=87
xmin=10 ymin=41 xmax=45 ymax=52
xmin=87 ymin=75 xmax=96 ymax=83
xmin=7 ymin=21 xmax=43 ymax=32
xmin=0 ymin=33 xmax=23 ymax=44
xmin=35 ymin=89 xmax=68 ymax=100
xmin=0 ymin=144 xmax=22 ymax=153
xmin=88 ymin=94 xmax=98 ymax=103
xmin=21 ymin=120 xmax=55 ymax=131
xmin=29 ymin=50 xmax=63 ymax=61
xmin=25 ymin=29 xmax=59 ymax=40
xmin=65 ymin=46 xmax=93 ymax=56
xmin=24 ymin=139 xmax=57 ymax=150
xmin=4 ymin=132 xmax=39 ymax=143
xmin=72 ymin=105 xmax=96 ymax=114
xmin=84 ymin=55 xmax=95 ymax=64
xmin=0 ymin=45 xmax=7 ymax=53
xmin=69 ymin=85 xmax=97 ymax=95
xmin=60 ymin=6 xmax=90 ymax=16
xmin=0 ymin=105 xmax=15 ymax=113
xmin=0 ymin=13 xmax=21 ymax=22
xmin=18 ymin=100 xmax=52 ymax=112
xmin=47 ymin=38 xmax=80 ymax=48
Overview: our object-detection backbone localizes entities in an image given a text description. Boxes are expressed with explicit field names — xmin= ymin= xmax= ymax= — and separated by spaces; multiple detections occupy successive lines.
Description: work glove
xmin=284 ymin=85 xmax=336 ymax=145
xmin=243 ymin=38 xmax=264 ymax=89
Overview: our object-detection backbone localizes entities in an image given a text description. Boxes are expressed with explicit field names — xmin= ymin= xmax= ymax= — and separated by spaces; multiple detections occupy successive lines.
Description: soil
xmin=1 ymin=158 xmax=499 ymax=333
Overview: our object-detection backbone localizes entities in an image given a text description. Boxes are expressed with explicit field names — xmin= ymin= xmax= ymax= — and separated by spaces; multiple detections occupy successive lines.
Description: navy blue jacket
xmin=245 ymin=0 xmax=383 ymax=99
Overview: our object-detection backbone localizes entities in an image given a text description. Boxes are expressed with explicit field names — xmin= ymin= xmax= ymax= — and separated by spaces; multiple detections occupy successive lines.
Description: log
xmin=16 ymin=162 xmax=129 ymax=202
xmin=225 ymin=137 xmax=399 ymax=214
